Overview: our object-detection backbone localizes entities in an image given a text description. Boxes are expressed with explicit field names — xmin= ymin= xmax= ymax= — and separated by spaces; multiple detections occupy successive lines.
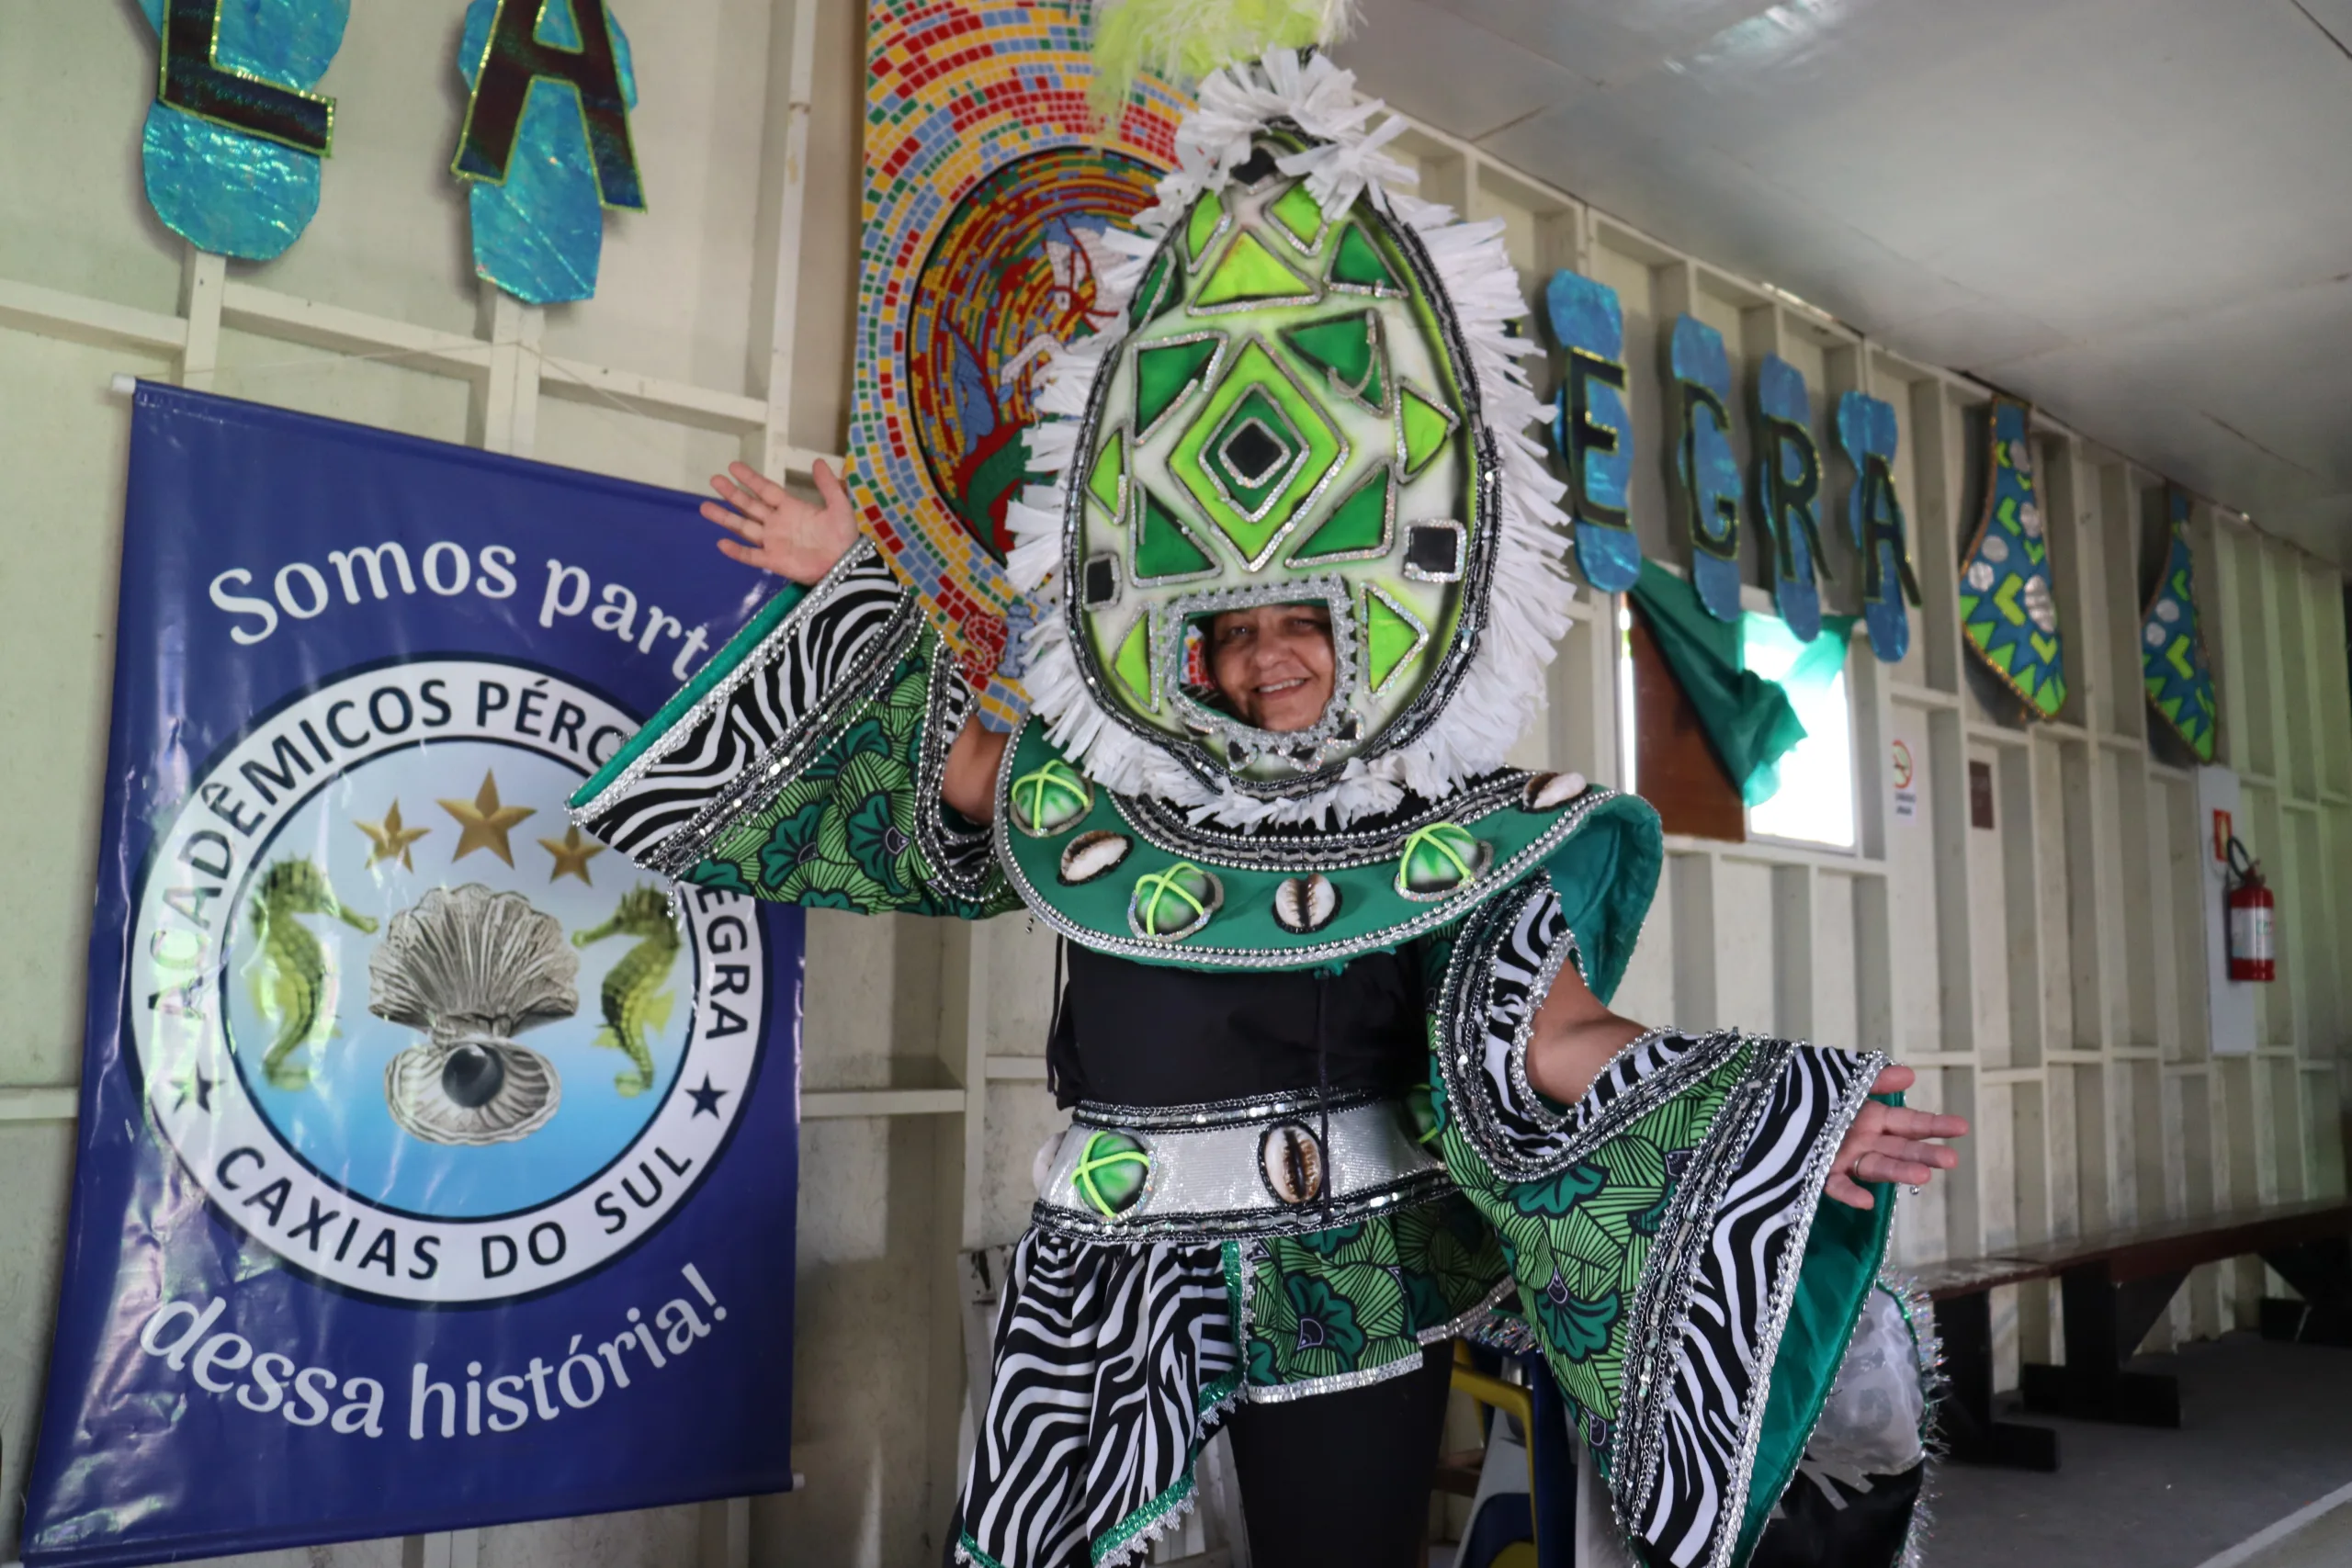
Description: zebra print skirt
xmin=955 ymin=1189 xmax=1509 ymax=1568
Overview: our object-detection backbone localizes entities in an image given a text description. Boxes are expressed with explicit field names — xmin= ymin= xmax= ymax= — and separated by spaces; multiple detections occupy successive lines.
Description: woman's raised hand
xmin=701 ymin=458 xmax=861 ymax=586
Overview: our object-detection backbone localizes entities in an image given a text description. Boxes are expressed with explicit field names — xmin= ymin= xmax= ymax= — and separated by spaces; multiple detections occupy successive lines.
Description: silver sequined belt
xmin=1031 ymin=1088 xmax=1451 ymax=1243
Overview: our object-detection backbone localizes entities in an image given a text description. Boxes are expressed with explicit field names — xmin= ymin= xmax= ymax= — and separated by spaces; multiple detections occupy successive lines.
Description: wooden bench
xmin=1917 ymin=1197 xmax=2352 ymax=1471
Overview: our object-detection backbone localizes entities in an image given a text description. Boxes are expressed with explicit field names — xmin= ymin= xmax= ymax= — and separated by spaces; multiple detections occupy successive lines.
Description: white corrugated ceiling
xmin=1341 ymin=0 xmax=2352 ymax=568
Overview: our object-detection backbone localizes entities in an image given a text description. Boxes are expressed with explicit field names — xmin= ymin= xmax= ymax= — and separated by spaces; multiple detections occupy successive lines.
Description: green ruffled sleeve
xmin=570 ymin=541 xmax=1016 ymax=919
xmin=1424 ymin=802 xmax=1897 ymax=1568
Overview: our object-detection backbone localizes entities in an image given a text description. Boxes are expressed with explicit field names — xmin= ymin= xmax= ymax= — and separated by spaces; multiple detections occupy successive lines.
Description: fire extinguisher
xmin=2224 ymin=836 xmax=2276 ymax=983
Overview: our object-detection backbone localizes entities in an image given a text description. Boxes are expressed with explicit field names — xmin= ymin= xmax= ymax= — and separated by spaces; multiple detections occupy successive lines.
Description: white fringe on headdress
xmin=1009 ymin=50 xmax=1577 ymax=829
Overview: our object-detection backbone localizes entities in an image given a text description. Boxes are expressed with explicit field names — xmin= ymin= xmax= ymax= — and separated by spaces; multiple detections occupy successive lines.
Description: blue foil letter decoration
xmin=1958 ymin=397 xmax=2065 ymax=716
xmin=1546 ymin=271 xmax=1640 ymax=592
xmin=138 ymin=0 xmax=346 ymax=260
xmin=1669 ymin=314 xmax=1743 ymax=623
xmin=1836 ymin=390 xmax=1922 ymax=664
xmin=1751 ymin=355 xmax=1826 ymax=642
xmin=455 ymin=0 xmax=646 ymax=305
xmin=2141 ymin=485 xmax=2217 ymax=761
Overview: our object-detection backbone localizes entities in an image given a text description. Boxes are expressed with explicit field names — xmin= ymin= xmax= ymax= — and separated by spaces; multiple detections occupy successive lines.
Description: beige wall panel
xmin=1713 ymin=860 xmax=1775 ymax=1029
xmin=773 ymin=1117 xmax=953 ymax=1568
xmin=0 ymin=330 xmax=170 ymax=1086
xmin=1812 ymin=873 xmax=1859 ymax=1050
xmin=1886 ymin=706 xmax=1941 ymax=1056
xmin=1964 ymin=746 xmax=2013 ymax=1068
xmin=210 ymin=332 xmax=472 ymax=446
xmin=0 ymin=5 xmax=183 ymax=312
xmin=533 ymin=396 xmax=744 ymax=494
xmin=477 ymin=1506 xmax=703 ymax=1568
xmin=0 ymin=1122 xmax=74 ymax=1558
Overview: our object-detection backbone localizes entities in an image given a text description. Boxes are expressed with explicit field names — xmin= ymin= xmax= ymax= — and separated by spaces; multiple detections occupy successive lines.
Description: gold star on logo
xmin=538 ymin=823 xmax=606 ymax=886
xmin=355 ymin=799 xmax=432 ymax=871
xmin=438 ymin=771 xmax=536 ymax=866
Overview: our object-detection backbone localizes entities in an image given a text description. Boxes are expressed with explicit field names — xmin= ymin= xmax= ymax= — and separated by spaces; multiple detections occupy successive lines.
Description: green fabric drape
xmin=1627 ymin=560 xmax=1853 ymax=807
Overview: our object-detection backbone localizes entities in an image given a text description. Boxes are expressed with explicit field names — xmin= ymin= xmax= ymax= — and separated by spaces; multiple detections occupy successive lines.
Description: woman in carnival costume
xmin=569 ymin=11 xmax=1963 ymax=1566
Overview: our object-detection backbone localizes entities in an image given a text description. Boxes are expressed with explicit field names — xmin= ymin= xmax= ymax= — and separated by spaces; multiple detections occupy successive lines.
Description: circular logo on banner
xmin=131 ymin=659 xmax=768 ymax=1304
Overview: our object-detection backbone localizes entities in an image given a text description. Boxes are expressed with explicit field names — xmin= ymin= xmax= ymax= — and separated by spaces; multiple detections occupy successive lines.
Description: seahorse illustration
xmin=245 ymin=859 xmax=379 ymax=1090
xmin=572 ymin=886 xmax=679 ymax=1097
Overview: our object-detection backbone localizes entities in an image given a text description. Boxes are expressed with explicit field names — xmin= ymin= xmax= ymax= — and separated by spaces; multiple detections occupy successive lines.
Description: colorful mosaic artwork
xmin=857 ymin=2 xmax=1188 ymax=726
xmin=1752 ymin=355 xmax=1825 ymax=642
xmin=1669 ymin=314 xmax=1743 ymax=623
xmin=1960 ymin=397 xmax=2066 ymax=717
xmin=1546 ymin=271 xmax=1639 ymax=593
xmin=1837 ymin=390 xmax=1921 ymax=664
xmin=910 ymin=145 xmax=1160 ymax=561
xmin=2143 ymin=485 xmax=2217 ymax=761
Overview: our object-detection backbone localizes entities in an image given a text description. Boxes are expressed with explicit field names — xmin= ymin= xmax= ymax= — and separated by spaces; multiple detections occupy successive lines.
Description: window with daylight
xmin=1738 ymin=612 xmax=1857 ymax=851
xmin=1615 ymin=601 xmax=1857 ymax=850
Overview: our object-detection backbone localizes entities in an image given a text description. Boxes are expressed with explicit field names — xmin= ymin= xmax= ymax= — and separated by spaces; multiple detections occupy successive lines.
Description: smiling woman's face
xmin=1206 ymin=603 xmax=1336 ymax=733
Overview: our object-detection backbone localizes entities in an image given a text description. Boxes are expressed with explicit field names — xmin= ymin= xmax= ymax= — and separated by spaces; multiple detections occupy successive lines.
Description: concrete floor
xmin=1928 ymin=1335 xmax=2352 ymax=1568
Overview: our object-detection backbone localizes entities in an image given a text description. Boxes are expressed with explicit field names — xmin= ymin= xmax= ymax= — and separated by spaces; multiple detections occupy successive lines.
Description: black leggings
xmin=1223 ymin=1342 xmax=1454 ymax=1567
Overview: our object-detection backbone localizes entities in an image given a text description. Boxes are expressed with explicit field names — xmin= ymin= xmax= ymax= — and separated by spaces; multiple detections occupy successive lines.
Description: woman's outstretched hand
xmin=701 ymin=458 xmax=861 ymax=585
xmin=1825 ymin=1064 xmax=1970 ymax=1210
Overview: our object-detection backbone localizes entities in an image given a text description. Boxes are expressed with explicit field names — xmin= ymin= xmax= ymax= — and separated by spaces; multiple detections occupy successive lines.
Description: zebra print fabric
xmin=958 ymin=1229 xmax=1241 ymax=1568
xmin=576 ymin=541 xmax=919 ymax=871
xmin=1622 ymin=1043 xmax=1881 ymax=1568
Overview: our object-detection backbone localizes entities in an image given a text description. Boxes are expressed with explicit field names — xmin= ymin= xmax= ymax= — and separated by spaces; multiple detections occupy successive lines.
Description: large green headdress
xmin=1009 ymin=47 xmax=1574 ymax=826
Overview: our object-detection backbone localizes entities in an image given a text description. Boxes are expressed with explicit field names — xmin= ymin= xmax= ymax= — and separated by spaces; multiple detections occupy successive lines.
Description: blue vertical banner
xmin=23 ymin=386 xmax=801 ymax=1565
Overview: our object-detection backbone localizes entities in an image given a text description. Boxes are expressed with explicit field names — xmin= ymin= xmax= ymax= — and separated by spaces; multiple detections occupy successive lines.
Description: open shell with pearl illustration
xmin=367 ymin=884 xmax=577 ymax=1145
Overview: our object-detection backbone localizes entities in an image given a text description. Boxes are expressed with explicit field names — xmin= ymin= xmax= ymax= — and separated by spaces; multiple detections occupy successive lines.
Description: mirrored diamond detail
xmin=1167 ymin=338 xmax=1347 ymax=571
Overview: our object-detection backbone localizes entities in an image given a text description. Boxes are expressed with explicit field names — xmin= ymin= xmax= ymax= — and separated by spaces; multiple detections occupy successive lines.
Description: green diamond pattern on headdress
xmin=1184 ymin=190 xmax=1228 ymax=268
xmin=1010 ymin=759 xmax=1092 ymax=837
xmin=1135 ymin=335 xmax=1224 ymax=439
xmin=1363 ymin=581 xmax=1428 ymax=694
xmin=1398 ymin=383 xmax=1458 ymax=479
xmin=1282 ymin=310 xmax=1385 ymax=412
xmin=1170 ymin=339 xmax=1345 ymax=568
xmin=1293 ymin=466 xmax=1393 ymax=565
xmin=1113 ymin=615 xmax=1156 ymax=709
xmin=1195 ymin=228 xmax=1318 ymax=310
xmin=1205 ymin=387 xmax=1309 ymax=515
xmin=1329 ymin=223 xmax=1403 ymax=295
xmin=1134 ymin=486 xmax=1216 ymax=581
xmin=1268 ymin=181 xmax=1329 ymax=252
xmin=1073 ymin=1130 xmax=1149 ymax=1217
xmin=1129 ymin=250 xmax=1179 ymax=329
xmin=1089 ymin=429 xmax=1128 ymax=519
